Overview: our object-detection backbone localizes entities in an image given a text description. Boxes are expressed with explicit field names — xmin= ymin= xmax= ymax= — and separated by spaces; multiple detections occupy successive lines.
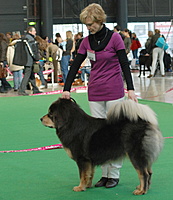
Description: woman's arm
xmin=117 ymin=49 xmax=138 ymax=102
xmin=62 ymin=53 xmax=86 ymax=98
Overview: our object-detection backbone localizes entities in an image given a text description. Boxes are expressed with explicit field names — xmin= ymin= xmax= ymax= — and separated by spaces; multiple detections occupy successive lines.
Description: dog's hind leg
xmin=133 ymin=168 xmax=150 ymax=195
xmin=147 ymin=166 xmax=152 ymax=190
xmin=73 ymin=161 xmax=94 ymax=192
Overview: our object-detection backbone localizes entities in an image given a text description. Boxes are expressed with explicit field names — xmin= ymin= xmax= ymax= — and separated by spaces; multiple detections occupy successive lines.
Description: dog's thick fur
xmin=41 ymin=98 xmax=163 ymax=195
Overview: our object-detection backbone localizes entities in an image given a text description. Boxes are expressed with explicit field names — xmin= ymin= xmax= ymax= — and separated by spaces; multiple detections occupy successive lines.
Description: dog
xmin=41 ymin=98 xmax=163 ymax=195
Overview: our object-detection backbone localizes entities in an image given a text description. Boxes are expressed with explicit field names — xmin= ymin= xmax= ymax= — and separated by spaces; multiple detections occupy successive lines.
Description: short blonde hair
xmin=80 ymin=3 xmax=107 ymax=24
xmin=66 ymin=31 xmax=73 ymax=40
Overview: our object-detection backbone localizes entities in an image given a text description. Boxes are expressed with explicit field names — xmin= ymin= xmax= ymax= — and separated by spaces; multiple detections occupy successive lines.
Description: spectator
xmin=6 ymin=32 xmax=12 ymax=43
xmin=54 ymin=33 xmax=63 ymax=49
xmin=130 ymin=32 xmax=141 ymax=59
xmin=80 ymin=57 xmax=91 ymax=83
xmin=18 ymin=26 xmax=42 ymax=96
xmin=46 ymin=42 xmax=60 ymax=83
xmin=60 ymin=31 xmax=73 ymax=84
xmin=145 ymin=31 xmax=153 ymax=53
xmin=74 ymin=32 xmax=83 ymax=56
xmin=147 ymin=29 xmax=165 ymax=78
xmin=7 ymin=34 xmax=24 ymax=91
xmin=114 ymin=25 xmax=125 ymax=40
xmin=123 ymin=29 xmax=132 ymax=55
xmin=35 ymin=35 xmax=48 ymax=88
xmin=0 ymin=33 xmax=12 ymax=93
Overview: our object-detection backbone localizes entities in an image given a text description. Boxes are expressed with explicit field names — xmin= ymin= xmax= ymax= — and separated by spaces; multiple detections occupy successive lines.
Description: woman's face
xmin=85 ymin=18 xmax=103 ymax=34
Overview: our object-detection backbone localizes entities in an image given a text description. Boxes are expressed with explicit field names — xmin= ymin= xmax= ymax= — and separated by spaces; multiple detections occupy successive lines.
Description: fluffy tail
xmin=107 ymin=99 xmax=158 ymax=126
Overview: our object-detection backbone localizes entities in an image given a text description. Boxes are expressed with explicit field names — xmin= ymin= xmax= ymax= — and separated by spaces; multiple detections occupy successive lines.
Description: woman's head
xmin=35 ymin=35 xmax=48 ymax=51
xmin=80 ymin=3 xmax=106 ymax=34
xmin=148 ymin=31 xmax=153 ymax=37
xmin=155 ymin=29 xmax=160 ymax=34
xmin=123 ymin=28 xmax=132 ymax=38
xmin=80 ymin=3 xmax=106 ymax=24
xmin=66 ymin=31 xmax=73 ymax=40
xmin=0 ymin=33 xmax=8 ymax=42
xmin=132 ymin=32 xmax=136 ymax=38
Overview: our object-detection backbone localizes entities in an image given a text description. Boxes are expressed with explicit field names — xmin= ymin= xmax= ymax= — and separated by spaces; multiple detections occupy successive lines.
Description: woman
xmin=130 ymin=32 xmax=141 ymax=59
xmin=147 ymin=29 xmax=165 ymax=78
xmin=0 ymin=33 xmax=12 ymax=93
xmin=145 ymin=30 xmax=153 ymax=53
xmin=62 ymin=3 xmax=137 ymax=188
xmin=7 ymin=34 xmax=24 ymax=91
xmin=35 ymin=35 xmax=48 ymax=87
xmin=60 ymin=31 xmax=73 ymax=83
xmin=123 ymin=28 xmax=132 ymax=55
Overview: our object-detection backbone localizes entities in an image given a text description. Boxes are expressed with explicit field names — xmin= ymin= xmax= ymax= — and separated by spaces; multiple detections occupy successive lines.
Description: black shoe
xmin=18 ymin=92 xmax=29 ymax=96
xmin=33 ymin=91 xmax=43 ymax=94
xmin=105 ymin=178 xmax=119 ymax=188
xmin=95 ymin=177 xmax=108 ymax=187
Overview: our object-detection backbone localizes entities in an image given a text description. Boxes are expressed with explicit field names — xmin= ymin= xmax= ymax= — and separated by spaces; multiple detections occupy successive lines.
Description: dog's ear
xmin=50 ymin=98 xmax=73 ymax=129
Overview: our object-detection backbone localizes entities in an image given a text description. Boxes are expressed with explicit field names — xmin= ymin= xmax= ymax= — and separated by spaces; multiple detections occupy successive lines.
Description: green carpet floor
xmin=0 ymin=93 xmax=173 ymax=200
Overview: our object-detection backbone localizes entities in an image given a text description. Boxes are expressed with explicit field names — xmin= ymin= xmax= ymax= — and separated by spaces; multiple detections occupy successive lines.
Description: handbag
xmin=33 ymin=62 xmax=40 ymax=73
xmin=156 ymin=37 xmax=169 ymax=50
xmin=0 ymin=63 xmax=8 ymax=78
xmin=136 ymin=40 xmax=141 ymax=48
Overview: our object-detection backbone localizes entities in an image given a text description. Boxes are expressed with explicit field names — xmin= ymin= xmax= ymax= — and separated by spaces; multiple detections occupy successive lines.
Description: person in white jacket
xmin=7 ymin=35 xmax=24 ymax=91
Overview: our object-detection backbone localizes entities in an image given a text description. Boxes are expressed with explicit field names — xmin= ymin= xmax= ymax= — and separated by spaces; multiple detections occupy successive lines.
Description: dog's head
xmin=40 ymin=98 xmax=78 ymax=130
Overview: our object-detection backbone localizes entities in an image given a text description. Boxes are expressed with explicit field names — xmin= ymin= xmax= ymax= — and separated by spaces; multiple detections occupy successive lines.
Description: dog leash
xmin=70 ymin=97 xmax=76 ymax=103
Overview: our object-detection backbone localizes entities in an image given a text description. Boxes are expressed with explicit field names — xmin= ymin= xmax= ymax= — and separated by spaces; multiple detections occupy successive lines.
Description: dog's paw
xmin=136 ymin=185 xmax=140 ymax=189
xmin=86 ymin=183 xmax=92 ymax=188
xmin=133 ymin=189 xmax=146 ymax=195
xmin=73 ymin=186 xmax=86 ymax=192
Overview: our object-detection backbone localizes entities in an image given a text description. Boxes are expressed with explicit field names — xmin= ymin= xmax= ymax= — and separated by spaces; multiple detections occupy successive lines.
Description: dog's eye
xmin=48 ymin=113 xmax=53 ymax=118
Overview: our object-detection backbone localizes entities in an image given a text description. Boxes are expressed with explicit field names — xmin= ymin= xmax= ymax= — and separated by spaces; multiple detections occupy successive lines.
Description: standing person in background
xmin=0 ymin=33 xmax=12 ymax=93
xmin=130 ymin=32 xmax=141 ymax=60
xmin=60 ymin=31 xmax=73 ymax=84
xmin=54 ymin=33 xmax=63 ymax=50
xmin=113 ymin=25 xmax=125 ymax=40
xmin=46 ymin=42 xmax=60 ymax=83
xmin=6 ymin=32 xmax=12 ymax=43
xmin=62 ymin=3 xmax=137 ymax=189
xmin=18 ymin=26 xmax=42 ymax=96
xmin=7 ymin=34 xmax=24 ymax=91
xmin=123 ymin=29 xmax=132 ymax=55
xmin=147 ymin=29 xmax=165 ymax=78
xmin=35 ymin=35 xmax=48 ymax=88
xmin=145 ymin=30 xmax=153 ymax=53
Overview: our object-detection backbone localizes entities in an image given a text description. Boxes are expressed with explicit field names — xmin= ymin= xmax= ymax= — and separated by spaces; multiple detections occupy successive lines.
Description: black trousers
xmin=18 ymin=66 xmax=39 ymax=93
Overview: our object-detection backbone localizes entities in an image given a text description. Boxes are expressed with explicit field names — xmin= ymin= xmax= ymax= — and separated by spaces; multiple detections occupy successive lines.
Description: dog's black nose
xmin=40 ymin=118 xmax=43 ymax=121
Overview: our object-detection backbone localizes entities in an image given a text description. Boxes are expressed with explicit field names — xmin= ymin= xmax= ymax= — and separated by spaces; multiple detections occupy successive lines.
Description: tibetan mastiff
xmin=41 ymin=98 xmax=163 ymax=195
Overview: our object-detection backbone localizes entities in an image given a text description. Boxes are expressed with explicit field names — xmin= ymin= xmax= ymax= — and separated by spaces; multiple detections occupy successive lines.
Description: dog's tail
xmin=107 ymin=99 xmax=158 ymax=126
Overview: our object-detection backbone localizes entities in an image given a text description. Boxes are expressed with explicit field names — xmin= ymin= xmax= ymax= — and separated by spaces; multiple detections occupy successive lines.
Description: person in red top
xmin=130 ymin=32 xmax=141 ymax=59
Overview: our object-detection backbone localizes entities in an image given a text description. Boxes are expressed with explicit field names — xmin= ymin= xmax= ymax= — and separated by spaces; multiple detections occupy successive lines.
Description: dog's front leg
xmin=73 ymin=161 xmax=93 ymax=192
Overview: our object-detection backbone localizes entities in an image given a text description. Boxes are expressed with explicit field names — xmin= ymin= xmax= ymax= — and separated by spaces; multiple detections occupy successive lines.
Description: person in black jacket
xmin=18 ymin=27 xmax=42 ymax=95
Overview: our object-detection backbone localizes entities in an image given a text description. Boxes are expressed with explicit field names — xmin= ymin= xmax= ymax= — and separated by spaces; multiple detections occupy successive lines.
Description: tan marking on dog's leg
xmin=133 ymin=168 xmax=148 ymax=195
xmin=64 ymin=147 xmax=73 ymax=159
xmin=87 ymin=166 xmax=95 ymax=188
xmin=73 ymin=162 xmax=93 ymax=192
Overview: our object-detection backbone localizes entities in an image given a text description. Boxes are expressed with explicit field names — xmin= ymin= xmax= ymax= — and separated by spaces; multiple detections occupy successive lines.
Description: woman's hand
xmin=127 ymin=90 xmax=138 ymax=103
xmin=62 ymin=91 xmax=71 ymax=99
